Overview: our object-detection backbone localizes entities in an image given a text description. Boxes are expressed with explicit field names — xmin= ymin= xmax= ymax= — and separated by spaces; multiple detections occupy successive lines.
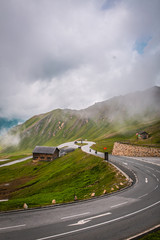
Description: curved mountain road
xmin=0 ymin=141 xmax=160 ymax=240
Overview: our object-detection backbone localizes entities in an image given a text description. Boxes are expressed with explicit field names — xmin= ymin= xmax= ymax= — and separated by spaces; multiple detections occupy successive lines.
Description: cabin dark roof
xmin=33 ymin=146 xmax=59 ymax=154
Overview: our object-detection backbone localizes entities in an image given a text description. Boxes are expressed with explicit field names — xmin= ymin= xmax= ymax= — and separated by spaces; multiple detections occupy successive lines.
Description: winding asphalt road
xmin=0 ymin=141 xmax=160 ymax=240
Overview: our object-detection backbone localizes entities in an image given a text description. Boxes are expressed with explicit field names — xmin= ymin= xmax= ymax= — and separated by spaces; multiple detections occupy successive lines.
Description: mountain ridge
xmin=1 ymin=86 xmax=160 ymax=153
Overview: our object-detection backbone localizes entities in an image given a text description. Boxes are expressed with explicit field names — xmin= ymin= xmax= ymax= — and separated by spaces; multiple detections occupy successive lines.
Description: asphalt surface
xmin=0 ymin=156 xmax=32 ymax=168
xmin=0 ymin=141 xmax=160 ymax=240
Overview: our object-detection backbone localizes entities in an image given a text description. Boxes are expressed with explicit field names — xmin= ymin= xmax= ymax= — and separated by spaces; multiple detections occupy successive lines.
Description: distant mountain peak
xmin=1 ymin=86 xmax=160 ymax=152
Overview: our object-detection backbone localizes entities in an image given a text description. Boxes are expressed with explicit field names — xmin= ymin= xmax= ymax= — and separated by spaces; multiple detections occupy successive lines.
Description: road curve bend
xmin=0 ymin=141 xmax=160 ymax=240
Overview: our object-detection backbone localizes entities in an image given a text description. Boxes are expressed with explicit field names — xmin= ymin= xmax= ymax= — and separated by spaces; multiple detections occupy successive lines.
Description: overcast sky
xmin=0 ymin=0 xmax=160 ymax=120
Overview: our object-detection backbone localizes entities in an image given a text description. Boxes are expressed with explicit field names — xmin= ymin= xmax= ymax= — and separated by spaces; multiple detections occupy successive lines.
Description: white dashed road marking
xmin=61 ymin=212 xmax=90 ymax=220
xmin=0 ymin=224 xmax=26 ymax=231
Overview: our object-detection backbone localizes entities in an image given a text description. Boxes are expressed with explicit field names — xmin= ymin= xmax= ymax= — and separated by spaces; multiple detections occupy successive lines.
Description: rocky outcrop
xmin=112 ymin=142 xmax=160 ymax=157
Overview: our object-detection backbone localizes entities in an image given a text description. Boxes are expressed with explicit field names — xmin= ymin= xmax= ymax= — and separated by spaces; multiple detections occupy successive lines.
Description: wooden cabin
xmin=33 ymin=146 xmax=59 ymax=162
xmin=138 ymin=131 xmax=149 ymax=139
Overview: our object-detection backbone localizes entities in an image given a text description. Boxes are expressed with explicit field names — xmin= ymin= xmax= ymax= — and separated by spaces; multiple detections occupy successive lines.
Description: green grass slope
xmin=92 ymin=120 xmax=160 ymax=153
xmin=1 ymin=87 xmax=160 ymax=155
xmin=1 ymin=108 xmax=114 ymax=154
xmin=0 ymin=149 xmax=128 ymax=211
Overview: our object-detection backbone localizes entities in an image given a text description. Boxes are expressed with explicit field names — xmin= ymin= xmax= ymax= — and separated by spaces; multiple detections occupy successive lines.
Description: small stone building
xmin=33 ymin=146 xmax=59 ymax=162
xmin=138 ymin=131 xmax=149 ymax=139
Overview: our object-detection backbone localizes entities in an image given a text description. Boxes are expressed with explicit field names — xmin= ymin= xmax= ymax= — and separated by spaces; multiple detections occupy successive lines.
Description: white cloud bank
xmin=0 ymin=129 xmax=20 ymax=147
xmin=0 ymin=0 xmax=160 ymax=120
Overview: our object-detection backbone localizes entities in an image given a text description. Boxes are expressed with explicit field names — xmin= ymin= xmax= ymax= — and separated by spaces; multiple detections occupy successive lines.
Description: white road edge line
xmin=35 ymin=201 xmax=160 ymax=240
xmin=111 ymin=201 xmax=128 ymax=208
xmin=0 ymin=224 xmax=26 ymax=231
xmin=61 ymin=212 xmax=90 ymax=220
xmin=126 ymin=224 xmax=160 ymax=240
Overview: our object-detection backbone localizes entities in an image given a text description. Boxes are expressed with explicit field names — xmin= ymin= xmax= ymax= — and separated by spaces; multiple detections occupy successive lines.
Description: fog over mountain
xmin=0 ymin=0 xmax=160 ymax=119
xmin=82 ymin=86 xmax=160 ymax=121
xmin=0 ymin=86 xmax=159 ymax=151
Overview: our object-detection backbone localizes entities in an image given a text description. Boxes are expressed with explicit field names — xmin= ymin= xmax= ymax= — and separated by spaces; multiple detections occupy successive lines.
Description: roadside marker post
xmin=104 ymin=148 xmax=108 ymax=161
xmin=104 ymin=152 xmax=108 ymax=161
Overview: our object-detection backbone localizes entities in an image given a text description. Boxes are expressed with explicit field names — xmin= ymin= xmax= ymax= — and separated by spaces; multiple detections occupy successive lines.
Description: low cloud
xmin=0 ymin=130 xmax=20 ymax=147
xmin=0 ymin=0 xmax=160 ymax=120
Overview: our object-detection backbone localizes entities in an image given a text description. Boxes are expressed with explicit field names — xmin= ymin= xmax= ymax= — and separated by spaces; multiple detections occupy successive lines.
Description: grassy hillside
xmin=3 ymin=117 xmax=159 ymax=157
xmin=0 ymin=149 xmax=128 ymax=211
xmin=0 ymin=109 xmax=115 ymax=154
xmin=0 ymin=87 xmax=160 ymax=155
xmin=92 ymin=120 xmax=160 ymax=153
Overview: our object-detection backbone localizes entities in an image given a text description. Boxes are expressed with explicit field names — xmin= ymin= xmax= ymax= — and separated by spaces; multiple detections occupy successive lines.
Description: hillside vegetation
xmin=0 ymin=86 xmax=160 ymax=155
xmin=0 ymin=149 xmax=128 ymax=211
xmin=92 ymin=120 xmax=160 ymax=153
